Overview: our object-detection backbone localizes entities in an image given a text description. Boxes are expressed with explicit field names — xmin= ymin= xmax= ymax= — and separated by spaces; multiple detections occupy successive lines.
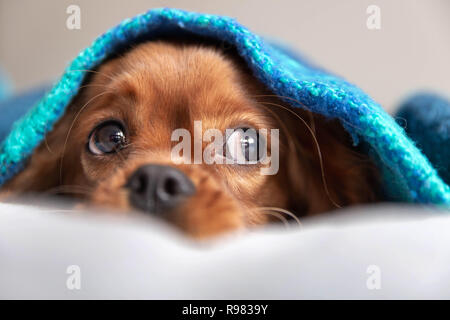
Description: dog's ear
xmin=1 ymin=58 xmax=124 ymax=196
xmin=275 ymin=105 xmax=381 ymax=215
xmin=2 ymin=107 xmax=79 ymax=194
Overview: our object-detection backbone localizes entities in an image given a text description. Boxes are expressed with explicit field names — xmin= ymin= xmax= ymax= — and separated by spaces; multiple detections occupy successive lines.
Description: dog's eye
xmin=225 ymin=128 xmax=263 ymax=163
xmin=88 ymin=121 xmax=127 ymax=155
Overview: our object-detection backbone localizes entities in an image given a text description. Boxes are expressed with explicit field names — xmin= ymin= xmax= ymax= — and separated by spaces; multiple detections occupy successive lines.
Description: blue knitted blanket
xmin=0 ymin=8 xmax=449 ymax=205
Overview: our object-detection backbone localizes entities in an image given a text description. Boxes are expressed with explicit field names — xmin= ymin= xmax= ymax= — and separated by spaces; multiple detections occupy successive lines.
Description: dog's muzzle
xmin=125 ymin=164 xmax=195 ymax=215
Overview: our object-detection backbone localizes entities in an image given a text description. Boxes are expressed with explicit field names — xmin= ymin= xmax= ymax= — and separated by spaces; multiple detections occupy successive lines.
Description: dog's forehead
xmin=119 ymin=42 xmax=240 ymax=88
xmin=106 ymin=42 xmax=260 ymax=115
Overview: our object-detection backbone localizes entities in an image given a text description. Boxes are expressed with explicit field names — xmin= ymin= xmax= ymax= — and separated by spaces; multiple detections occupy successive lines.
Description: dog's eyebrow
xmin=109 ymin=78 xmax=138 ymax=105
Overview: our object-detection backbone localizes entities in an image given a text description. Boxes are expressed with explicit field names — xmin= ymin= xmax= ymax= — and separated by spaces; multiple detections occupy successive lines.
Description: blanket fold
xmin=0 ymin=8 xmax=449 ymax=205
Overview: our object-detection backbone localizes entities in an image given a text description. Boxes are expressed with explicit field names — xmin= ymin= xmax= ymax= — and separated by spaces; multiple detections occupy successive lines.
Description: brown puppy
xmin=1 ymin=41 xmax=381 ymax=238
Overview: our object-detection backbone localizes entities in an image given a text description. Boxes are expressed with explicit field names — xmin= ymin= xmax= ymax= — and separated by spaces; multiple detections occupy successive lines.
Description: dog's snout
xmin=126 ymin=164 xmax=195 ymax=214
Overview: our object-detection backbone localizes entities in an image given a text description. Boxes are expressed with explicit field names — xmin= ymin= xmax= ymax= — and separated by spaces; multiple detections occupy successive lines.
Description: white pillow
xmin=0 ymin=202 xmax=449 ymax=299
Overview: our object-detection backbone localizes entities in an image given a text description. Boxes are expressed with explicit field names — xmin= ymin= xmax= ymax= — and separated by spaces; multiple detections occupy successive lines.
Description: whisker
xmin=44 ymin=83 xmax=126 ymax=155
xmin=44 ymin=185 xmax=93 ymax=196
xmin=256 ymin=206 xmax=302 ymax=227
xmin=253 ymin=94 xmax=317 ymax=132
xmin=78 ymin=83 xmax=115 ymax=91
xmin=44 ymin=133 xmax=54 ymax=155
xmin=127 ymin=145 xmax=148 ymax=156
xmin=67 ymin=69 xmax=117 ymax=83
xmin=46 ymin=184 xmax=93 ymax=191
xmin=258 ymin=210 xmax=290 ymax=227
xmin=252 ymin=94 xmax=363 ymax=132
xmin=59 ymin=90 xmax=113 ymax=184
xmin=113 ymin=146 xmax=126 ymax=162
xmin=258 ymin=101 xmax=342 ymax=209
xmin=257 ymin=102 xmax=302 ymax=160
xmin=251 ymin=94 xmax=312 ymax=111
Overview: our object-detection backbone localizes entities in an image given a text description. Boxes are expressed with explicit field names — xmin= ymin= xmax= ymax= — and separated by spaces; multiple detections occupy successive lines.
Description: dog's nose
xmin=126 ymin=164 xmax=195 ymax=214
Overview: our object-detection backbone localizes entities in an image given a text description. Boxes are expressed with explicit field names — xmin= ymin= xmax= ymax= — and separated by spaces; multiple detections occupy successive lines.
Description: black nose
xmin=126 ymin=164 xmax=195 ymax=215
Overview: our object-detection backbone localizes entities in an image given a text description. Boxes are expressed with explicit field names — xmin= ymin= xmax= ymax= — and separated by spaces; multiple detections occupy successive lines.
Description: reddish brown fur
xmin=1 ymin=41 xmax=381 ymax=238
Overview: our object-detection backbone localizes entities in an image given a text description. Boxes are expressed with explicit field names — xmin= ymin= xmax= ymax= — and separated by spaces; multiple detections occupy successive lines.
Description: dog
xmin=1 ymin=39 xmax=381 ymax=238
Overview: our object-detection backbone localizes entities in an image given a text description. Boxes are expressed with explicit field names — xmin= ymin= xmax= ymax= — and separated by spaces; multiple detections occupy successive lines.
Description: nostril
xmin=156 ymin=170 xmax=195 ymax=204
xmin=128 ymin=173 xmax=147 ymax=194
xmin=157 ymin=175 xmax=182 ymax=203
xmin=162 ymin=177 xmax=180 ymax=197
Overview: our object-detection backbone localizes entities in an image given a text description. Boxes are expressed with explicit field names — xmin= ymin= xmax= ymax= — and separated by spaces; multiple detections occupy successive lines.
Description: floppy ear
xmin=275 ymin=105 xmax=381 ymax=215
xmin=1 ymin=107 xmax=78 ymax=194
xmin=1 ymin=57 xmax=125 ymax=196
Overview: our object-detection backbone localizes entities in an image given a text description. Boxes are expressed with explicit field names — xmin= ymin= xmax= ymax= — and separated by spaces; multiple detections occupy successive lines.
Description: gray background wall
xmin=0 ymin=0 xmax=449 ymax=112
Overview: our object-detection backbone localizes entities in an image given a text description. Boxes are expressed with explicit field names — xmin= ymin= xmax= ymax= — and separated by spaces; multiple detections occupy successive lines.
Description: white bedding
xmin=0 ymin=202 xmax=449 ymax=299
